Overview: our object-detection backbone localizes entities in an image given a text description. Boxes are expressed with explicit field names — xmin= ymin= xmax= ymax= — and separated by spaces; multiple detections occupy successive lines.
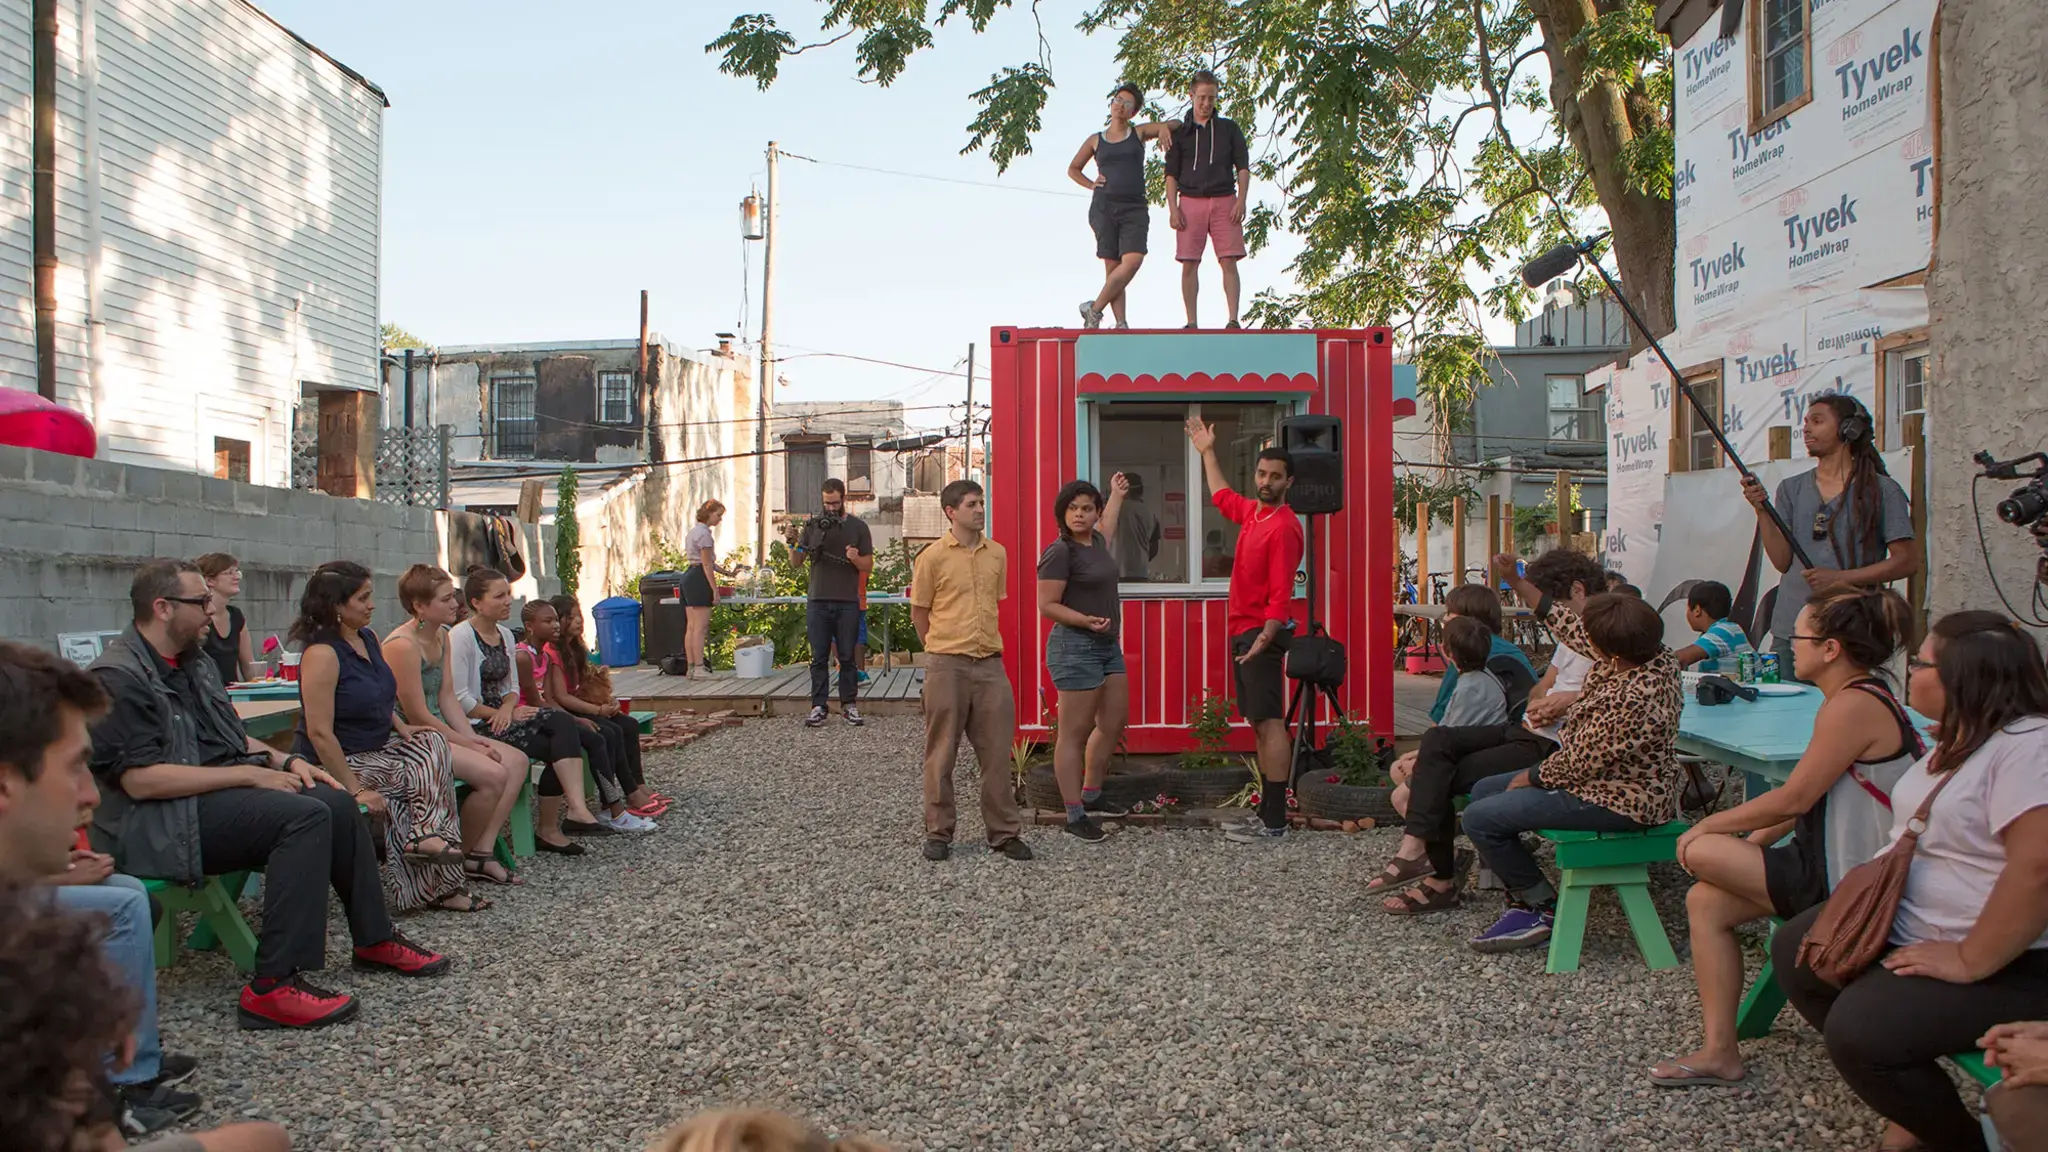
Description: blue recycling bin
xmin=591 ymin=596 xmax=643 ymax=668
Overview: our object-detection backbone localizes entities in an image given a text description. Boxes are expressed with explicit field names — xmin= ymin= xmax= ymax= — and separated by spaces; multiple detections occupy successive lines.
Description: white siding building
xmin=0 ymin=0 xmax=384 ymax=485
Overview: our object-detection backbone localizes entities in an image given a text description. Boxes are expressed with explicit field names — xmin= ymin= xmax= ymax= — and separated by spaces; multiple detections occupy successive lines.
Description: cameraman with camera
xmin=797 ymin=478 xmax=875 ymax=727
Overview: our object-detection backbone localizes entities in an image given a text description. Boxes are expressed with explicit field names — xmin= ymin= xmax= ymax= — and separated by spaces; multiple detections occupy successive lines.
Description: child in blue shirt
xmin=1677 ymin=579 xmax=1754 ymax=673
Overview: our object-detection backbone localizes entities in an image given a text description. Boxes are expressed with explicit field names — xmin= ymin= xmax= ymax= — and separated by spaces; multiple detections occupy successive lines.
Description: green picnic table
xmin=225 ymin=680 xmax=300 ymax=702
xmin=1676 ymin=684 xmax=1936 ymax=1039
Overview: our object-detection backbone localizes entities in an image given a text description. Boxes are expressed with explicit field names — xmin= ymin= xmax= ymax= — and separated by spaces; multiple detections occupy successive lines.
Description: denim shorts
xmin=1046 ymin=624 xmax=1127 ymax=691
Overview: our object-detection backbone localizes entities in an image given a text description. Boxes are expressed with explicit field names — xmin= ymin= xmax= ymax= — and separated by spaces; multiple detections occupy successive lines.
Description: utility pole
xmin=963 ymin=342 xmax=975 ymax=483
xmin=755 ymin=142 xmax=778 ymax=568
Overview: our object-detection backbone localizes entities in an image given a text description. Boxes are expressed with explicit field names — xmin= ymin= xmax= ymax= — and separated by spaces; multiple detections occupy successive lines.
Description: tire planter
xmin=1157 ymin=763 xmax=1255 ymax=806
xmin=1023 ymin=761 xmax=1171 ymax=811
xmin=1296 ymin=775 xmax=1402 ymax=825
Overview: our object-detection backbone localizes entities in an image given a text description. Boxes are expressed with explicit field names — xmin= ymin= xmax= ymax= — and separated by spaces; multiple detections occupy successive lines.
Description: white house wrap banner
xmin=1601 ymin=354 xmax=1671 ymax=585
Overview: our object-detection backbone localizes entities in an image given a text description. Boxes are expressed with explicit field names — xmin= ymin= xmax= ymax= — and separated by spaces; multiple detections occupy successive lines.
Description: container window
xmin=1093 ymin=400 xmax=1284 ymax=585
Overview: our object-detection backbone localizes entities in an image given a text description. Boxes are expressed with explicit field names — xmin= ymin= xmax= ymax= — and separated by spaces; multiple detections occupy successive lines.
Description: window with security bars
xmin=1750 ymin=0 xmax=1811 ymax=129
xmin=491 ymin=376 xmax=537 ymax=458
xmin=599 ymin=371 xmax=633 ymax=424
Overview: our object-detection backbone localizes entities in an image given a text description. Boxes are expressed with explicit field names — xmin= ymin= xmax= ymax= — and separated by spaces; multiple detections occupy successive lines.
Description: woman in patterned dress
xmin=293 ymin=561 xmax=482 ymax=913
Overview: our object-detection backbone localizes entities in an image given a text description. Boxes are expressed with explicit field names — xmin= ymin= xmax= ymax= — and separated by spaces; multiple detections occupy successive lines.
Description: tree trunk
xmin=1523 ymin=0 xmax=1677 ymax=348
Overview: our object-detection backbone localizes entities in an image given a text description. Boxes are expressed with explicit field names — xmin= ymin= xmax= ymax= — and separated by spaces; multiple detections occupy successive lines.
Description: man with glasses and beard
xmin=798 ymin=478 xmax=876 ymax=727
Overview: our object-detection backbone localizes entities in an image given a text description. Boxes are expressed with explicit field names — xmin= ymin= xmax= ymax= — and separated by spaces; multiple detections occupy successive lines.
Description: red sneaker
xmin=352 ymin=932 xmax=451 ymax=978
xmin=237 ymin=975 xmax=359 ymax=1031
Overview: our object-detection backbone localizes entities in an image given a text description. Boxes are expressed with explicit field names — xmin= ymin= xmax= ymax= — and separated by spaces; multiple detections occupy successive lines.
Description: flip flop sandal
xmin=1382 ymin=882 xmax=1461 ymax=916
xmin=1648 ymin=1062 xmax=1747 ymax=1088
xmin=464 ymin=852 xmax=524 ymax=886
xmin=1363 ymin=855 xmax=1433 ymax=893
xmin=402 ymin=838 xmax=464 ymax=865
xmin=629 ymin=797 xmax=671 ymax=817
xmin=428 ymin=888 xmax=493 ymax=913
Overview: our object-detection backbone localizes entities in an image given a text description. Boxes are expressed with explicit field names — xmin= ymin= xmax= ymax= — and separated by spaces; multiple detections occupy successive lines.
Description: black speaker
xmin=1280 ymin=415 xmax=1343 ymax=514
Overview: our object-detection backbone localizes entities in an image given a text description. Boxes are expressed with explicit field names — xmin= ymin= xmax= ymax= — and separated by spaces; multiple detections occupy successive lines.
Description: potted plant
xmin=1296 ymin=713 xmax=1400 ymax=824
xmin=1157 ymin=692 xmax=1255 ymax=806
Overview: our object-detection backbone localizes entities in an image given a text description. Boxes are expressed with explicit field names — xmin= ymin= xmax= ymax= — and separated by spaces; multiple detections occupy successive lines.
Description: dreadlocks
xmin=1811 ymin=394 xmax=1889 ymax=569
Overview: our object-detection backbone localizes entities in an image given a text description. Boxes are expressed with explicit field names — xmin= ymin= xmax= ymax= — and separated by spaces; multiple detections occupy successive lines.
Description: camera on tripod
xmin=1973 ymin=450 xmax=2048 ymax=536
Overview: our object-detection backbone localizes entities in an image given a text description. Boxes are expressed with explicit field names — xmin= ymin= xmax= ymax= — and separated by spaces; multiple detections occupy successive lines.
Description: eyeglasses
xmin=1786 ymin=634 xmax=1827 ymax=643
xmin=161 ymin=595 xmax=212 ymax=608
xmin=1907 ymin=657 xmax=1937 ymax=672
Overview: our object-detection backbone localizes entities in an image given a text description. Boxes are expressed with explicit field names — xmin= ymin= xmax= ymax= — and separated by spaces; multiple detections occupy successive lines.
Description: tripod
xmin=1279 ymin=511 xmax=1345 ymax=787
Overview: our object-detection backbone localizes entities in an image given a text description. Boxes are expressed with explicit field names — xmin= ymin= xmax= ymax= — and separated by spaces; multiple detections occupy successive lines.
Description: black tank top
xmin=1094 ymin=128 xmax=1146 ymax=203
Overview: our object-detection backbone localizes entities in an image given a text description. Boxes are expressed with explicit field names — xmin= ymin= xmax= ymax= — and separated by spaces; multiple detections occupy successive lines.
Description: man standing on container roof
xmin=1185 ymin=416 xmax=1302 ymax=842
xmin=1165 ymin=69 xmax=1252 ymax=329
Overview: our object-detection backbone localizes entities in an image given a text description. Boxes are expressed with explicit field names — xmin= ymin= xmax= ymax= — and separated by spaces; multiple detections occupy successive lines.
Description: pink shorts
xmin=1175 ymin=194 xmax=1247 ymax=262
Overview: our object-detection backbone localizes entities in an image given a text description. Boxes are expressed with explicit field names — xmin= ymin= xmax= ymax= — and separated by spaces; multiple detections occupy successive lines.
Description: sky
xmin=255 ymin=0 xmax=1336 ymax=432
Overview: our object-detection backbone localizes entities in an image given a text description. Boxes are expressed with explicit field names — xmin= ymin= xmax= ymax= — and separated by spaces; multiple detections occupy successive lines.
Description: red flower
xmin=1324 ymin=774 xmax=1340 ymax=784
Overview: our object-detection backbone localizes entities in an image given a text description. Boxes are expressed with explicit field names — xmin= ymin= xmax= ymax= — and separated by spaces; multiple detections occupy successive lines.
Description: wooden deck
xmin=609 ymin=663 xmax=1445 ymax=734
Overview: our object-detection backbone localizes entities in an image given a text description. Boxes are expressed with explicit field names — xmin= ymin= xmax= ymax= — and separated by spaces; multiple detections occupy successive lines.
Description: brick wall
xmin=0 ymin=443 xmax=557 ymax=653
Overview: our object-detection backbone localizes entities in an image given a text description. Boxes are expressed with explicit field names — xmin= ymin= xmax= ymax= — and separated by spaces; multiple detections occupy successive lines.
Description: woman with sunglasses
xmin=1651 ymin=589 xmax=1922 ymax=1089
xmin=1741 ymin=395 xmax=1919 ymax=682
xmin=1770 ymin=611 xmax=2048 ymax=1152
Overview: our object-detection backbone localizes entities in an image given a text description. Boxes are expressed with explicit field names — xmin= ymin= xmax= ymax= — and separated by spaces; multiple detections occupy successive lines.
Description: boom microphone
xmin=1520 ymin=242 xmax=1584 ymax=288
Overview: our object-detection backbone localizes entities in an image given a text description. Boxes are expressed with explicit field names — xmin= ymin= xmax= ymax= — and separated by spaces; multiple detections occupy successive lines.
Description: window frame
xmin=1671 ymin=363 xmax=1725 ymax=473
xmin=1085 ymin=398 xmax=1298 ymax=593
xmin=597 ymin=371 xmax=633 ymax=425
xmin=783 ymin=434 xmax=828 ymax=508
xmin=1748 ymin=0 xmax=1814 ymax=135
xmin=844 ymin=437 xmax=874 ymax=497
xmin=1874 ymin=328 xmax=1931 ymax=451
xmin=213 ymin=436 xmax=251 ymax=484
xmin=490 ymin=374 xmax=538 ymax=459
xmin=1544 ymin=373 xmax=1602 ymax=445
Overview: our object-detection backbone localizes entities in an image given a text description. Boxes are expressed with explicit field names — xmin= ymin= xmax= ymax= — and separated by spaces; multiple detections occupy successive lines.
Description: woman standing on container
xmin=681 ymin=500 xmax=730 ymax=678
xmin=1071 ymin=84 xmax=1178 ymax=330
xmin=1038 ymin=475 xmax=1132 ymax=843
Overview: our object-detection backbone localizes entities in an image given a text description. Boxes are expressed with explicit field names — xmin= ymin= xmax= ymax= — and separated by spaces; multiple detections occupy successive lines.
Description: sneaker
xmin=856 ymin=669 xmax=871 ymax=684
xmin=922 ymin=839 xmax=951 ymax=862
xmin=1469 ymin=905 xmax=1555 ymax=954
xmin=1079 ymin=300 xmax=1104 ymax=329
xmin=992 ymin=837 xmax=1035 ymax=861
xmin=1063 ymin=817 xmax=1107 ymax=844
xmin=843 ymin=705 xmax=865 ymax=727
xmin=806 ymin=706 xmax=828 ymax=727
xmin=1225 ymin=319 xmax=1243 ymax=330
xmin=1082 ymin=796 xmax=1130 ymax=819
xmin=238 ymin=974 xmax=360 ymax=1030
xmin=141 ymin=1053 xmax=199 ymax=1090
xmin=115 ymin=1082 xmax=201 ymax=1138
xmin=604 ymin=811 xmax=659 ymax=833
xmin=353 ymin=931 xmax=452 ymax=977
xmin=1223 ymin=821 xmax=1288 ymax=844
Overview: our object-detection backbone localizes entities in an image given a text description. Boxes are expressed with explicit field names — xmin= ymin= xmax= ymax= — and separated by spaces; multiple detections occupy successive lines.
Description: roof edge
xmin=236 ymin=0 xmax=390 ymax=107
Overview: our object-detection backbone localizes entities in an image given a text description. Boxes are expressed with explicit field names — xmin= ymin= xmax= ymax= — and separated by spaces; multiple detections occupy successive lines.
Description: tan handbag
xmin=1795 ymin=765 xmax=1963 ymax=988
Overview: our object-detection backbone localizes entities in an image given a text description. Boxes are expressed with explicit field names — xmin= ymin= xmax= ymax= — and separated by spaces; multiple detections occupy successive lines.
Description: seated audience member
xmin=549 ymin=593 xmax=669 ymax=817
xmin=516 ymin=599 xmax=654 ymax=832
xmin=1461 ymin=552 xmax=1682 ymax=953
xmin=385 ymin=564 xmax=527 ymax=886
xmin=1771 ymin=611 xmax=2048 ymax=1152
xmin=1980 ymin=1020 xmax=2048 ymax=1151
xmin=1613 ymin=582 xmax=1643 ymax=598
xmin=1419 ymin=584 xmax=1539 ymax=727
xmin=648 ymin=1109 xmax=890 ymax=1152
xmin=1652 ymin=590 xmax=1921 ymax=1088
xmin=1604 ymin=569 xmax=1630 ymax=593
xmin=447 ymin=566 xmax=606 ymax=854
xmin=87 ymin=560 xmax=448 ymax=1031
xmin=1365 ymin=548 xmax=1605 ymax=899
xmin=0 ymin=640 xmax=199 ymax=1138
xmin=0 ymin=886 xmax=292 ymax=1152
xmin=295 ymin=561 xmax=483 ymax=913
xmin=1673 ymin=579 xmax=1755 ymax=673
xmin=195 ymin=552 xmax=254 ymax=685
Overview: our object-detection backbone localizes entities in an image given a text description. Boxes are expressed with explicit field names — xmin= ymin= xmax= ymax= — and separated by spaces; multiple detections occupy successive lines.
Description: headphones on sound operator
xmin=1835 ymin=397 xmax=1873 ymax=446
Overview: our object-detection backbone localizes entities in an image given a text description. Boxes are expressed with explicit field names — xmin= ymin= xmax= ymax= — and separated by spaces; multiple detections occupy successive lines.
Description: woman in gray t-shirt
xmin=1741 ymin=395 xmax=1919 ymax=678
xmin=1037 ymin=475 xmax=1132 ymax=841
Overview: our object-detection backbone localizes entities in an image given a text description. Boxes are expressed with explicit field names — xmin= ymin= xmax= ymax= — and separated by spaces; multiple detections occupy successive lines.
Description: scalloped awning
xmin=1074 ymin=370 xmax=1319 ymax=393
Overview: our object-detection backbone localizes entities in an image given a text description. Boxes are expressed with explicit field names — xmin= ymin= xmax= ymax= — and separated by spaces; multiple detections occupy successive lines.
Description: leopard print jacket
xmin=1530 ymin=601 xmax=1683 ymax=826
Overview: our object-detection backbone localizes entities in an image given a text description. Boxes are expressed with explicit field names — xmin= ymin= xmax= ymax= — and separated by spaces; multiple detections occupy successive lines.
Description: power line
xmin=446 ymin=432 xmax=968 ymax=484
xmin=775 ymin=349 xmax=973 ymax=377
xmin=424 ymin=400 xmax=985 ymax=442
xmin=778 ymin=149 xmax=1088 ymax=200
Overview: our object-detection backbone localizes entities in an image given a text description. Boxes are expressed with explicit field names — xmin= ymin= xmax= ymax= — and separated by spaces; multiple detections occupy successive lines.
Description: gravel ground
xmin=150 ymin=716 xmax=1970 ymax=1151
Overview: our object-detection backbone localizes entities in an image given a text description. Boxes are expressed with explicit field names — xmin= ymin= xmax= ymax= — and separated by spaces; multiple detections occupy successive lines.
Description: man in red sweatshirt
xmin=1185 ymin=416 xmax=1303 ymax=840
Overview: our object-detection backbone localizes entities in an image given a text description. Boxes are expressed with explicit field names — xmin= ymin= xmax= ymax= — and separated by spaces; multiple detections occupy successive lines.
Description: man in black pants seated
xmin=1364 ymin=547 xmax=1608 ymax=909
xmin=87 ymin=560 xmax=449 ymax=1031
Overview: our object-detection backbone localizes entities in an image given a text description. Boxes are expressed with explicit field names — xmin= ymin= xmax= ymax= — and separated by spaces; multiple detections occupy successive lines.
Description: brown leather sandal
xmin=1382 ymin=881 xmax=1461 ymax=916
xmin=1363 ymin=854 xmax=1433 ymax=893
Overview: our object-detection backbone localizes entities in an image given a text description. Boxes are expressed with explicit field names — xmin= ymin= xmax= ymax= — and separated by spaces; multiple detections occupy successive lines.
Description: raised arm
xmin=1185 ymin=416 xmax=1230 ymax=500
xmin=1100 ymin=473 xmax=1130 ymax=544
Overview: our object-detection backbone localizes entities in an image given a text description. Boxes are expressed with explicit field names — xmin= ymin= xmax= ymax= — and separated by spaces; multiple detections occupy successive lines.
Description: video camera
xmin=1974 ymin=450 xmax=2048 ymax=545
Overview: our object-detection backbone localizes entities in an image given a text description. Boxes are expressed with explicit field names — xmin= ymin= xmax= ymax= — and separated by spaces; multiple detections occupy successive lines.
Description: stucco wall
xmin=1926 ymin=0 xmax=2048 ymax=637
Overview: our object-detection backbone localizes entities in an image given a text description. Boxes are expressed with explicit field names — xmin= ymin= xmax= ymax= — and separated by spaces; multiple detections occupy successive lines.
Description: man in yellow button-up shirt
xmin=910 ymin=480 xmax=1030 ymax=862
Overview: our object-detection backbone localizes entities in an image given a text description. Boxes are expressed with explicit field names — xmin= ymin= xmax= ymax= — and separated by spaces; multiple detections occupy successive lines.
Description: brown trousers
xmin=920 ymin=653 xmax=1023 ymax=845
xmin=1990 ymin=1081 xmax=2048 ymax=1152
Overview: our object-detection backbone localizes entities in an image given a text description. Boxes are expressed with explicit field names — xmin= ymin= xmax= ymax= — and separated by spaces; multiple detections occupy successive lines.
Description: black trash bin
xmin=638 ymin=570 xmax=687 ymax=664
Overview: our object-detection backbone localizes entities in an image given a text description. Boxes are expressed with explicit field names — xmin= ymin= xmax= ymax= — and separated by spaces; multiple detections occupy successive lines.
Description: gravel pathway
xmin=151 ymin=717 xmax=1963 ymax=1150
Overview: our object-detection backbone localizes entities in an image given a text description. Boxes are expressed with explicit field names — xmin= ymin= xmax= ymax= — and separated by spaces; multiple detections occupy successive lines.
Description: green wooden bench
xmin=507 ymin=713 xmax=653 ymax=857
xmin=1949 ymin=1049 xmax=2002 ymax=1088
xmin=144 ymin=873 xmax=258 ymax=972
xmin=1536 ymin=820 xmax=1688 ymax=974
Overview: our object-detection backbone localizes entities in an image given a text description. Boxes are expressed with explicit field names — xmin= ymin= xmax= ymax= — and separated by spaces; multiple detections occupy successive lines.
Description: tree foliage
xmin=555 ymin=465 xmax=581 ymax=598
xmin=380 ymin=322 xmax=429 ymax=350
xmin=707 ymin=0 xmax=1674 ymax=435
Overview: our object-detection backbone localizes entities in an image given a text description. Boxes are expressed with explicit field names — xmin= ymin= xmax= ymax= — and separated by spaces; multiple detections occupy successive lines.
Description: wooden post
xmin=1768 ymin=426 xmax=1792 ymax=461
xmin=315 ymin=389 xmax=377 ymax=499
xmin=1451 ymin=499 xmax=1467 ymax=587
xmin=1415 ymin=503 xmax=1431 ymax=602
xmin=1503 ymin=496 xmax=1517 ymax=556
xmin=1554 ymin=470 xmax=1572 ymax=546
xmin=516 ymin=479 xmax=545 ymax=524
xmin=1486 ymin=494 xmax=1501 ymax=559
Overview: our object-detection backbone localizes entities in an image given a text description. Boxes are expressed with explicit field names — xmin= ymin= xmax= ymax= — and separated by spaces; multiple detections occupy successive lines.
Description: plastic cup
xmin=617 ymin=697 xmax=633 ymax=715
xmin=281 ymin=651 xmax=301 ymax=682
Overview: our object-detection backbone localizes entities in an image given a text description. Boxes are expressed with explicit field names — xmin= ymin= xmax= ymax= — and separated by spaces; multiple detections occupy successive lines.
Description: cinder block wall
xmin=0 ymin=443 xmax=557 ymax=653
